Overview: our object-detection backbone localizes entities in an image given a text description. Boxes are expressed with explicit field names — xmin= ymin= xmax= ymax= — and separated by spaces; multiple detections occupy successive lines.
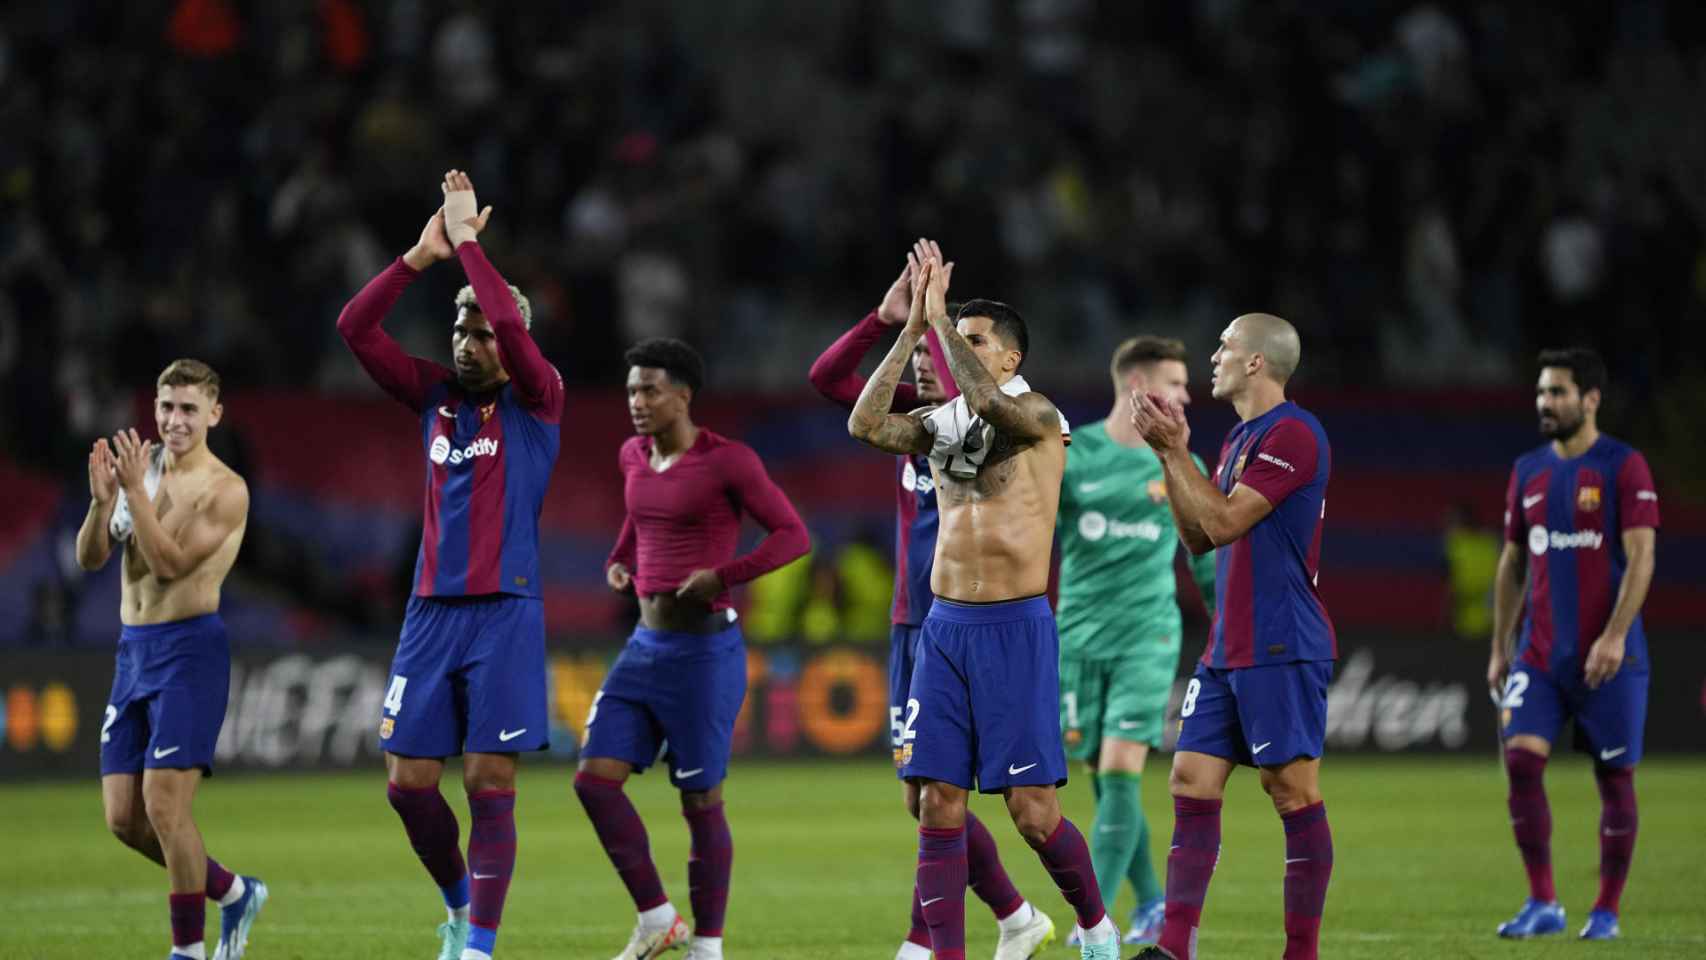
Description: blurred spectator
xmin=1443 ymin=503 xmax=1501 ymax=642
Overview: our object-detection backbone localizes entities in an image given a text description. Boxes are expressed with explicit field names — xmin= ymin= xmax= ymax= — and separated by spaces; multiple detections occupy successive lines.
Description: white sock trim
xmin=638 ymin=902 xmax=677 ymax=931
xmin=217 ymin=874 xmax=246 ymax=908
xmin=171 ymin=944 xmax=207 ymax=960
xmin=997 ymin=900 xmax=1034 ymax=933
xmin=896 ymin=940 xmax=932 ymax=960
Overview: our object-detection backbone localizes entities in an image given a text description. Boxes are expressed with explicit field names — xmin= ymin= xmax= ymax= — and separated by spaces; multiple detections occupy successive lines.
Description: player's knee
xmin=680 ymin=786 xmax=722 ymax=812
xmin=1167 ymin=762 xmax=1203 ymax=797
xmin=141 ymin=793 xmax=189 ymax=837
xmin=916 ymin=781 xmax=967 ymax=828
xmin=105 ymin=806 xmax=143 ymax=847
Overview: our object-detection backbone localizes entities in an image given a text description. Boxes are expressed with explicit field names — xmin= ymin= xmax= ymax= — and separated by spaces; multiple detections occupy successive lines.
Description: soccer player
xmin=76 ymin=358 xmax=267 ymax=960
xmin=1127 ymin=313 xmax=1335 ymax=960
xmin=848 ymin=247 xmax=1119 ymax=960
xmin=1488 ymin=348 xmax=1658 ymax=941
xmin=337 ymin=169 xmax=563 ymax=960
xmin=809 ymin=244 xmax=1057 ymax=960
xmin=582 ymin=336 xmax=811 ymax=960
xmin=1055 ymin=336 xmax=1215 ymax=947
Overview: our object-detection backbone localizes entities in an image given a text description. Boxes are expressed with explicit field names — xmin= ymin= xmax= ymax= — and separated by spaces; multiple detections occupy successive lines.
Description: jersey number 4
xmin=383 ymin=675 xmax=408 ymax=716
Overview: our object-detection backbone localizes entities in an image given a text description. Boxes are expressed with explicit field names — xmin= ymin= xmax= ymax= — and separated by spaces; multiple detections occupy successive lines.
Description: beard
xmin=1539 ymin=408 xmax=1584 ymax=441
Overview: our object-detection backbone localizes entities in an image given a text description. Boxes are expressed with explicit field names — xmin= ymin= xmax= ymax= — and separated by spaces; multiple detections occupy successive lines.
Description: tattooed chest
xmin=938 ymin=434 xmax=1025 ymax=503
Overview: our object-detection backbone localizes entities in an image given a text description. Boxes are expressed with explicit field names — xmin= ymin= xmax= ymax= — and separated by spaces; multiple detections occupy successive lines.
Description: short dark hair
xmin=955 ymin=299 xmax=1028 ymax=370
xmin=1111 ymin=336 xmax=1188 ymax=381
xmin=1537 ymin=347 xmax=1606 ymax=397
xmin=624 ymin=337 xmax=705 ymax=393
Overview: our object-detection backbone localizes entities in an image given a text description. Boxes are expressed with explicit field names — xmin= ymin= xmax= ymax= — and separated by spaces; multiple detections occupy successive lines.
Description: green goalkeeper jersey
xmin=1056 ymin=420 xmax=1216 ymax=660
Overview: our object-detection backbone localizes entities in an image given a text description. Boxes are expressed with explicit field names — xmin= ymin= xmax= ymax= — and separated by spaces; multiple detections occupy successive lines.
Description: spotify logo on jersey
xmin=1079 ymin=511 xmax=1109 ymax=541
xmin=1528 ymin=525 xmax=1549 ymax=556
xmin=1078 ymin=511 xmax=1163 ymax=543
xmin=429 ymin=435 xmax=500 ymax=466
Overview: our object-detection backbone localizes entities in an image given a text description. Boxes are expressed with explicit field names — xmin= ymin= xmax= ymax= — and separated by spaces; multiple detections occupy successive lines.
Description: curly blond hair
xmin=455 ymin=284 xmax=533 ymax=330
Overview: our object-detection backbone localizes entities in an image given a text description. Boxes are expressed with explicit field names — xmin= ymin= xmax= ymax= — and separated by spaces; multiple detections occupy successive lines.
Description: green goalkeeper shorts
xmin=1058 ymin=648 xmax=1179 ymax=760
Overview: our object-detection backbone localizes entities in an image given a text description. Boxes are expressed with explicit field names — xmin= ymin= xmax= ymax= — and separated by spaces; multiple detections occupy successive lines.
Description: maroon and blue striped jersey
xmin=1203 ymin=401 xmax=1335 ymax=668
xmin=338 ymin=245 xmax=564 ymax=600
xmin=1503 ymin=436 xmax=1659 ymax=673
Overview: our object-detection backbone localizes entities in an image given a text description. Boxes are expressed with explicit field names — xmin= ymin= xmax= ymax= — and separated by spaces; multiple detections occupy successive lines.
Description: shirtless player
xmin=76 ymin=358 xmax=266 ymax=960
xmin=848 ymin=245 xmax=1119 ymax=960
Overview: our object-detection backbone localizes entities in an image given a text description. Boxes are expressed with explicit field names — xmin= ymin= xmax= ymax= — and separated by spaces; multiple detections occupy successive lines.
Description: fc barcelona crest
xmin=1147 ymin=480 xmax=1168 ymax=504
xmin=1577 ymin=486 xmax=1601 ymax=512
xmin=1232 ymin=454 xmax=1248 ymax=483
xmin=379 ymin=717 xmax=395 ymax=739
xmin=480 ymin=402 xmax=497 ymax=423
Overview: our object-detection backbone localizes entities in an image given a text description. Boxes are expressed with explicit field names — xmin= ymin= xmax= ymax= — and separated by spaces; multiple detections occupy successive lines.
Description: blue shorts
xmin=1501 ymin=661 xmax=1648 ymax=768
xmin=379 ymin=595 xmax=550 ymax=757
xmin=101 ymin=614 xmax=230 ymax=777
xmin=581 ymin=622 xmax=747 ymax=792
xmin=888 ymin=624 xmax=924 ymax=776
xmin=1175 ymin=660 xmax=1333 ymax=767
xmin=900 ymin=596 xmax=1069 ymax=793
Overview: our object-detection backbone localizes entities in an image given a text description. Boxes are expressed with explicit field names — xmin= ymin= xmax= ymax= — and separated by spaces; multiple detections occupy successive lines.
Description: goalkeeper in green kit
xmin=1057 ymin=336 xmax=1215 ymax=948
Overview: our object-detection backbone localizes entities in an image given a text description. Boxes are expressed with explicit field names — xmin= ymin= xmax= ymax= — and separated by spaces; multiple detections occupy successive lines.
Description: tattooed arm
xmin=847 ymin=320 xmax=934 ymax=454
xmin=921 ymin=259 xmax=1057 ymax=443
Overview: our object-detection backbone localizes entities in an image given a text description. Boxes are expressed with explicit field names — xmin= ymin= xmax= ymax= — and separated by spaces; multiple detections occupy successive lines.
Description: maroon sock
xmin=1593 ymin=765 xmax=1637 ymax=914
xmin=574 ymin=772 xmax=669 ymax=910
xmin=965 ymin=811 xmax=1024 ymax=919
xmin=917 ymin=826 xmax=968 ymax=960
xmin=205 ymin=856 xmax=236 ymax=901
xmin=1160 ymin=795 xmax=1222 ymax=960
xmin=169 ymin=892 xmax=203 ymax=953
xmin=387 ymin=782 xmax=469 ymax=891
xmin=683 ymin=802 xmax=733 ymax=937
xmin=1281 ymin=802 xmax=1333 ymax=960
xmin=1036 ymin=817 xmax=1106 ymax=931
xmin=467 ymin=789 xmax=517 ymax=938
xmin=906 ymin=883 xmax=931 ymax=947
xmin=1505 ymin=748 xmax=1555 ymax=902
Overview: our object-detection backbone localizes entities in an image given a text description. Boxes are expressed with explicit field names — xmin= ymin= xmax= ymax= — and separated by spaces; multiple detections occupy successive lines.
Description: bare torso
xmin=120 ymin=459 xmax=247 ymax=625
xmin=638 ymin=593 xmax=724 ymax=633
xmin=930 ymin=413 xmax=1065 ymax=601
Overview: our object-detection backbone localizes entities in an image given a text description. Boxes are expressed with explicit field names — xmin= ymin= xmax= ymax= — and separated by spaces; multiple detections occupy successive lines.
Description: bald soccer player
xmin=849 ymin=245 xmax=1119 ymax=960
xmin=1128 ymin=314 xmax=1336 ymax=960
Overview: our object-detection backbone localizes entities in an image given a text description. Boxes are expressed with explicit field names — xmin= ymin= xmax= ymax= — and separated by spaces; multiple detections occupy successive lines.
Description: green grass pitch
xmin=4 ymin=756 xmax=1703 ymax=958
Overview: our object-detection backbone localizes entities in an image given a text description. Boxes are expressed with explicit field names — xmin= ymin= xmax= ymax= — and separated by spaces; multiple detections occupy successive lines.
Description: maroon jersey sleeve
xmin=1618 ymin=451 xmax=1661 ymax=530
xmin=714 ymin=445 xmax=811 ymax=586
xmin=1236 ymin=418 xmax=1319 ymax=506
xmin=607 ymin=441 xmax=639 ymax=570
xmin=807 ymin=312 xmax=922 ymax=412
xmin=1503 ymin=466 xmax=1523 ymax=543
xmin=336 ymin=257 xmax=453 ymax=412
xmin=608 ymin=514 xmax=637 ymax=571
xmin=455 ymin=242 xmax=564 ymax=421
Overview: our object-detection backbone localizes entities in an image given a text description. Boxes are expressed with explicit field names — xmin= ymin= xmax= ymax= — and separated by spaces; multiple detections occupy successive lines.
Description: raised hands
xmin=904 ymin=238 xmax=954 ymax=336
xmin=441 ymin=169 xmax=493 ymax=248
xmin=88 ymin=438 xmax=118 ymax=505
xmin=110 ymin=428 xmax=157 ymax=497
xmin=1129 ymin=390 xmax=1191 ymax=455
xmin=876 ymin=258 xmax=914 ymax=326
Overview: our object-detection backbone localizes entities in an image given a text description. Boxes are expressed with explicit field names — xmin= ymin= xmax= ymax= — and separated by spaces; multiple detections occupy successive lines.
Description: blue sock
xmin=467 ymin=924 xmax=497 ymax=955
xmin=443 ymin=875 xmax=471 ymax=911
